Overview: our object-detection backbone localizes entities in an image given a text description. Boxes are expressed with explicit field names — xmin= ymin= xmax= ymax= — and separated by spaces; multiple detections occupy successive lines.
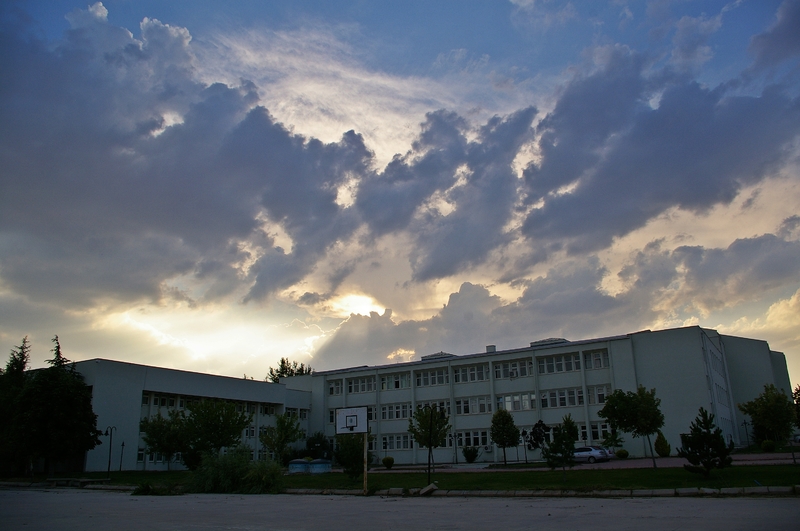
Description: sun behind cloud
xmin=329 ymin=294 xmax=385 ymax=317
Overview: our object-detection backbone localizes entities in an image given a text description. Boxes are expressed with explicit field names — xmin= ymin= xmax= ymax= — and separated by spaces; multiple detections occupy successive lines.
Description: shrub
xmin=382 ymin=456 xmax=394 ymax=469
xmin=462 ymin=446 xmax=480 ymax=463
xmin=761 ymin=440 xmax=776 ymax=452
xmin=654 ymin=431 xmax=671 ymax=457
xmin=615 ymin=449 xmax=629 ymax=459
xmin=188 ymin=448 xmax=251 ymax=493
xmin=242 ymin=459 xmax=284 ymax=494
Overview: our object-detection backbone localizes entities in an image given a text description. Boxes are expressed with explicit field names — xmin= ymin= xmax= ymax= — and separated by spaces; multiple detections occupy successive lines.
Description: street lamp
xmin=119 ymin=441 xmax=125 ymax=472
xmin=104 ymin=426 xmax=116 ymax=479
xmin=741 ymin=419 xmax=751 ymax=448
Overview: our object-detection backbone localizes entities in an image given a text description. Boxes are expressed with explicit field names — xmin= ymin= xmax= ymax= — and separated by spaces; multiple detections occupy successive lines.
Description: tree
xmin=541 ymin=414 xmax=578 ymax=480
xmin=305 ymin=431 xmax=332 ymax=460
xmin=602 ymin=429 xmax=624 ymax=453
xmin=266 ymin=358 xmax=312 ymax=383
xmin=599 ymin=386 xmax=665 ymax=468
xmin=259 ymin=412 xmax=303 ymax=465
xmin=334 ymin=433 xmax=374 ymax=480
xmin=525 ymin=420 xmax=549 ymax=452
xmin=16 ymin=337 xmax=102 ymax=474
xmin=490 ymin=409 xmax=520 ymax=466
xmin=654 ymin=430 xmax=671 ymax=457
xmin=739 ymin=384 xmax=796 ymax=445
xmin=140 ymin=410 xmax=186 ymax=470
xmin=793 ymin=385 xmax=800 ymax=430
xmin=677 ymin=407 xmax=734 ymax=477
xmin=0 ymin=337 xmax=32 ymax=475
xmin=181 ymin=399 xmax=252 ymax=469
xmin=408 ymin=404 xmax=451 ymax=485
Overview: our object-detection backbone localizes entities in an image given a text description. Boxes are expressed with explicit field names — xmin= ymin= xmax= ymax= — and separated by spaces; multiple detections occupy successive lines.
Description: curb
xmin=284 ymin=485 xmax=799 ymax=498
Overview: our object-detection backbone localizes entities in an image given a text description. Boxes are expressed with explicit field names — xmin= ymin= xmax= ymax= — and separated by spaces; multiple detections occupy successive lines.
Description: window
xmin=540 ymin=387 xmax=583 ymax=409
xmin=261 ymin=404 xmax=276 ymax=415
xmin=591 ymin=423 xmax=610 ymax=441
xmin=168 ymin=397 xmax=175 ymax=407
xmin=382 ymin=433 xmax=412 ymax=450
xmin=300 ymin=409 xmax=309 ymax=420
xmin=160 ymin=397 xmax=168 ymax=407
xmin=453 ymin=364 xmax=490 ymax=383
xmin=141 ymin=393 xmax=149 ymax=405
xmin=137 ymin=448 xmax=145 ymax=462
xmin=587 ymin=385 xmax=610 ymax=405
xmin=455 ymin=396 xmax=492 ymax=415
xmin=245 ymin=425 xmax=255 ymax=438
xmin=494 ymin=359 xmax=533 ymax=379
xmin=380 ymin=373 xmax=411 ymax=390
xmin=248 ymin=404 xmax=256 ymax=414
xmin=415 ymin=368 xmax=449 ymax=387
xmin=583 ymin=349 xmax=610 ymax=370
xmin=381 ymin=403 xmax=412 ymax=420
xmin=456 ymin=430 xmax=489 ymax=447
xmin=329 ymin=380 xmax=343 ymax=395
xmin=179 ymin=398 xmax=185 ymax=408
xmin=537 ymin=353 xmax=581 ymax=374
xmin=366 ymin=406 xmax=376 ymax=421
xmin=329 ymin=409 xmax=335 ymax=424
xmin=285 ymin=407 xmax=298 ymax=417
xmin=496 ymin=392 xmax=536 ymax=411
xmin=417 ymin=400 xmax=451 ymax=416
xmin=347 ymin=377 xmax=375 ymax=393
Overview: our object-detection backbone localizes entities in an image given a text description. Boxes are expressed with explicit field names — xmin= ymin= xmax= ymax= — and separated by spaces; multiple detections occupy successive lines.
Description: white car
xmin=574 ymin=446 xmax=610 ymax=463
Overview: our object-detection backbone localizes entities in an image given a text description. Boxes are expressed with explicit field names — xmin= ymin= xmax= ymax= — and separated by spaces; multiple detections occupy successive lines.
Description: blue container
xmin=288 ymin=459 xmax=310 ymax=474
xmin=308 ymin=459 xmax=332 ymax=474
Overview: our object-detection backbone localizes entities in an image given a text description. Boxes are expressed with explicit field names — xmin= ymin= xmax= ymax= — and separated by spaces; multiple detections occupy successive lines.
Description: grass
xmin=9 ymin=464 xmax=799 ymax=493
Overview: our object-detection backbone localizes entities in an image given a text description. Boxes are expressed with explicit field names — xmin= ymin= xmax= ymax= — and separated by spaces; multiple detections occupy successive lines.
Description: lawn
xmin=15 ymin=464 xmax=799 ymax=493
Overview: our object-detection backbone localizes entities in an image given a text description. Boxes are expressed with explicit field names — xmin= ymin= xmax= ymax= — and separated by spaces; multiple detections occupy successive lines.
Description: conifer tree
xmin=677 ymin=407 xmax=733 ymax=477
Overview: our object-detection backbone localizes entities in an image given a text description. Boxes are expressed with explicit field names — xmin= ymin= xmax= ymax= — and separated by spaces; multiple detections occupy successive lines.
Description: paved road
xmin=1 ymin=489 xmax=797 ymax=531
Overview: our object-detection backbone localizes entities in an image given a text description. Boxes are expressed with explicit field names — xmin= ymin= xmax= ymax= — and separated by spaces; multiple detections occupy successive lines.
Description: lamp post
xmin=119 ymin=441 xmax=125 ymax=472
xmin=742 ymin=419 xmax=751 ymax=448
xmin=104 ymin=426 xmax=116 ymax=479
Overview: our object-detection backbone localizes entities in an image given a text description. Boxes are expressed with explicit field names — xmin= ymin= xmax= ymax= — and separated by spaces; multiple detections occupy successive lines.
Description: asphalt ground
xmin=1 ymin=488 xmax=798 ymax=531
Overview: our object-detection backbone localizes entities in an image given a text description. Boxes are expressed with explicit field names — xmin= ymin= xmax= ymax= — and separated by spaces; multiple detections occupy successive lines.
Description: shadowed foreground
xmin=0 ymin=489 xmax=797 ymax=531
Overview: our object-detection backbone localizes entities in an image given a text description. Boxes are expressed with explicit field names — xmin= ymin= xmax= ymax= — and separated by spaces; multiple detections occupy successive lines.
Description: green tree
xmin=0 ymin=337 xmax=32 ymax=475
xmin=305 ymin=431 xmax=332 ymax=459
xmin=738 ymin=384 xmax=796 ymax=445
xmin=541 ymin=414 xmax=578 ymax=480
xmin=599 ymin=386 xmax=665 ymax=469
xmin=793 ymin=385 xmax=800 ymax=430
xmin=602 ymin=429 xmax=625 ymax=453
xmin=490 ymin=409 xmax=520 ymax=465
xmin=139 ymin=410 xmax=186 ymax=470
xmin=266 ymin=358 xmax=312 ymax=383
xmin=524 ymin=420 xmax=549 ymax=452
xmin=334 ymin=433 xmax=374 ymax=480
xmin=654 ymin=430 xmax=671 ymax=457
xmin=182 ymin=399 xmax=252 ymax=470
xmin=259 ymin=412 xmax=303 ymax=465
xmin=16 ymin=337 xmax=102 ymax=474
xmin=677 ymin=407 xmax=734 ymax=477
xmin=408 ymin=405 xmax=451 ymax=485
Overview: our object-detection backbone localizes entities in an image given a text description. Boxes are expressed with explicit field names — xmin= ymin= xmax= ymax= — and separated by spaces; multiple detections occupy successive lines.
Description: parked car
xmin=574 ymin=446 xmax=610 ymax=463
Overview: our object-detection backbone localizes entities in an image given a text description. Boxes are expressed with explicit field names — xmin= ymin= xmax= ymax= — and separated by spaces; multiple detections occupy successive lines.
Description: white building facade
xmin=75 ymin=326 xmax=792 ymax=471
xmin=284 ymin=326 xmax=792 ymax=465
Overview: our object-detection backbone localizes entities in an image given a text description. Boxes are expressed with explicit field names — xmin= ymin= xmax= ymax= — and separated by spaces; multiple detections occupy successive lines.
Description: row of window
xmin=415 ymin=368 xmax=449 ymax=387
xmin=497 ymin=392 xmax=537 ymax=412
xmin=141 ymin=393 xmax=280 ymax=417
xmin=382 ymin=403 xmax=412 ymax=420
xmin=455 ymin=396 xmax=492 ymax=415
xmin=329 ymin=350 xmax=611 ymax=395
xmin=494 ymin=359 xmax=533 ymax=379
xmin=453 ymin=364 xmax=490 ymax=383
xmin=348 ymin=377 xmax=375 ymax=394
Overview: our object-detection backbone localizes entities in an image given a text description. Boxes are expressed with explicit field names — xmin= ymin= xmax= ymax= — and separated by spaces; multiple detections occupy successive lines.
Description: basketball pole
xmin=363 ymin=428 xmax=368 ymax=495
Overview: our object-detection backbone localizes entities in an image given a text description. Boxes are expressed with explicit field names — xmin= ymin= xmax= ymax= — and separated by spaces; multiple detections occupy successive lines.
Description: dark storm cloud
xmin=522 ymin=47 xmax=800 ymax=262
xmin=0 ymin=7 xmax=371 ymax=307
xmin=748 ymin=0 xmax=800 ymax=72
xmin=358 ymin=107 xmax=536 ymax=281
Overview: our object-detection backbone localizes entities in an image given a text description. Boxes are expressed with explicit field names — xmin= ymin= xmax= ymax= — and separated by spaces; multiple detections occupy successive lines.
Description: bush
xmin=761 ymin=440 xmax=776 ymax=452
xmin=382 ymin=456 xmax=394 ymax=469
xmin=188 ymin=446 xmax=284 ymax=494
xmin=334 ymin=433 xmax=373 ymax=479
xmin=654 ymin=431 xmax=671 ymax=457
xmin=462 ymin=446 xmax=480 ymax=463
xmin=615 ymin=449 xmax=629 ymax=459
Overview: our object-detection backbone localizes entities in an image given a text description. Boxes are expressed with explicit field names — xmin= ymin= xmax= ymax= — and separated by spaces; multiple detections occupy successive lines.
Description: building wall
xmin=76 ymin=359 xmax=311 ymax=472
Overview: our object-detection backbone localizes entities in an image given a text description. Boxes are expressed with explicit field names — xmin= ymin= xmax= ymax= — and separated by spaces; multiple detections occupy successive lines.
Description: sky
xmin=1 ymin=1 xmax=799 ymax=386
